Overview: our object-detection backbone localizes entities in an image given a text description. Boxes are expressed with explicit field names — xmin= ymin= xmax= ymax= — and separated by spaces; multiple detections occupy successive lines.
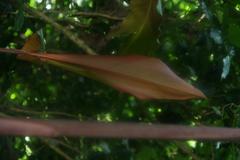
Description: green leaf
xmin=227 ymin=24 xmax=240 ymax=47
xmin=135 ymin=147 xmax=158 ymax=160
xmin=14 ymin=8 xmax=24 ymax=31
xmin=29 ymin=0 xmax=37 ymax=8
xmin=110 ymin=0 xmax=161 ymax=54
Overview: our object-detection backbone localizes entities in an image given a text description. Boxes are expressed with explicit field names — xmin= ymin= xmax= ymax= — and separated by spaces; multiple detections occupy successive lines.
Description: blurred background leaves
xmin=0 ymin=0 xmax=240 ymax=159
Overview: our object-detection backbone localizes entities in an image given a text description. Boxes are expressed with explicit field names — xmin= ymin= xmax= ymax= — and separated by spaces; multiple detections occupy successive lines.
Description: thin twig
xmin=59 ymin=18 xmax=89 ymax=28
xmin=69 ymin=12 xmax=124 ymax=21
xmin=8 ymin=107 xmax=79 ymax=119
xmin=24 ymin=5 xmax=97 ymax=55
xmin=42 ymin=139 xmax=74 ymax=160
xmin=43 ymin=10 xmax=124 ymax=21
xmin=0 ymin=48 xmax=25 ymax=55
xmin=47 ymin=138 xmax=81 ymax=154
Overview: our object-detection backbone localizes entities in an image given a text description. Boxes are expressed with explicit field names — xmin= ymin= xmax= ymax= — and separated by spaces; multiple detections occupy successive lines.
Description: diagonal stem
xmin=23 ymin=5 xmax=97 ymax=55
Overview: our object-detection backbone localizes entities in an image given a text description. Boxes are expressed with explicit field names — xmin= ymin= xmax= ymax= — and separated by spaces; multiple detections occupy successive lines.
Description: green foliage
xmin=1 ymin=0 xmax=240 ymax=159
xmin=227 ymin=24 xmax=240 ymax=47
xmin=110 ymin=0 xmax=160 ymax=54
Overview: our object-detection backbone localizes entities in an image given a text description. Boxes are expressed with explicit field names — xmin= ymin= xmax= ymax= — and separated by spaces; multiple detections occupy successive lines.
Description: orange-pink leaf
xmin=22 ymin=33 xmax=41 ymax=52
xmin=20 ymin=52 xmax=206 ymax=100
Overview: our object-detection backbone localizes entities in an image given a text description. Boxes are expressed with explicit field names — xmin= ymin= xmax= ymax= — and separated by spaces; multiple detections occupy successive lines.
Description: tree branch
xmin=24 ymin=5 xmax=97 ymax=55
xmin=0 ymin=118 xmax=240 ymax=140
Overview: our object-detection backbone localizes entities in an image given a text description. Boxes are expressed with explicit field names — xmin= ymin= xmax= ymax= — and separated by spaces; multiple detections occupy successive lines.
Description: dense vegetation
xmin=1 ymin=0 xmax=240 ymax=159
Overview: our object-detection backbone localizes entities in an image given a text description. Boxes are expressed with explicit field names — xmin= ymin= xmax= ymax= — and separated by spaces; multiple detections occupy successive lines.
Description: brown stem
xmin=0 ymin=118 xmax=240 ymax=140
xmin=8 ymin=107 xmax=79 ymax=119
